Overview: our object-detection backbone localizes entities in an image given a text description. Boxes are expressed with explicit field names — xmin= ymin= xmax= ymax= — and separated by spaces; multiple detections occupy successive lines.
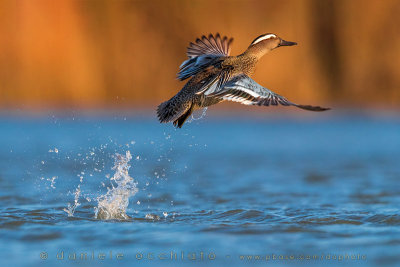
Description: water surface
xmin=0 ymin=113 xmax=399 ymax=266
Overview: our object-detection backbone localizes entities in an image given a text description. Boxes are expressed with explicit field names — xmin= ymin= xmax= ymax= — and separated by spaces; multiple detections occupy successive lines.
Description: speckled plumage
xmin=157 ymin=33 xmax=329 ymax=128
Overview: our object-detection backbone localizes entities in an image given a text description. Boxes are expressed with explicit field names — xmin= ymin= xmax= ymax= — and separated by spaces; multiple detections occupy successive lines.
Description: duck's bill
xmin=279 ymin=39 xmax=297 ymax=46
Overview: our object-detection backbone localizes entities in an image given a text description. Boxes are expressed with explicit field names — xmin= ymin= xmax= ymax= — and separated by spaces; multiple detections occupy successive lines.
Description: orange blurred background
xmin=0 ymin=0 xmax=399 ymax=110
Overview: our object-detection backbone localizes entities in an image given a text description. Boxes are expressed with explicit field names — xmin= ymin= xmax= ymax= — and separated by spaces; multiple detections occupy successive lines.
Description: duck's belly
xmin=193 ymin=94 xmax=223 ymax=109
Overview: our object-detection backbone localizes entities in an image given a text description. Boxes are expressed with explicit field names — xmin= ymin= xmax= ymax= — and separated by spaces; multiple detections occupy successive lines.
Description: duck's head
xmin=245 ymin=33 xmax=297 ymax=58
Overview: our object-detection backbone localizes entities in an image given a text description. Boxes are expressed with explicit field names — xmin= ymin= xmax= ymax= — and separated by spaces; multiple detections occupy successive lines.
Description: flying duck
xmin=157 ymin=33 xmax=330 ymax=128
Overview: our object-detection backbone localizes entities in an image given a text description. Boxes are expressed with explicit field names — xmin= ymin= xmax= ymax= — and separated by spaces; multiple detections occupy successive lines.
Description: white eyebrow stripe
xmin=252 ymin=34 xmax=277 ymax=45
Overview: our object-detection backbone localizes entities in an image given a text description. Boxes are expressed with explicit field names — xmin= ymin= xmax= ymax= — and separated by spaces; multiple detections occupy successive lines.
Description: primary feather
xmin=177 ymin=33 xmax=233 ymax=81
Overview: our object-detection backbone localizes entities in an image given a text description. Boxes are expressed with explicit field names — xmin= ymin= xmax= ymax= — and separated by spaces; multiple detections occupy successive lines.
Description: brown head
xmin=243 ymin=33 xmax=297 ymax=59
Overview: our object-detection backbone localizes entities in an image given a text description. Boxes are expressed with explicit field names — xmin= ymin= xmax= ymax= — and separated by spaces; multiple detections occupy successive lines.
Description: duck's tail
xmin=157 ymin=96 xmax=193 ymax=128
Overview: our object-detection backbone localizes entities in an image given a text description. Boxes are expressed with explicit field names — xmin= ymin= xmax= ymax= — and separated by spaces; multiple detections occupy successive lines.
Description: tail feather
xmin=157 ymin=96 xmax=191 ymax=127
xmin=157 ymin=101 xmax=173 ymax=123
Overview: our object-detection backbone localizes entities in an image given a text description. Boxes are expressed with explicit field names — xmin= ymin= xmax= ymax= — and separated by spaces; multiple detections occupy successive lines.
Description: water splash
xmin=48 ymin=176 xmax=57 ymax=189
xmin=94 ymin=151 xmax=138 ymax=220
xmin=64 ymin=185 xmax=81 ymax=217
xmin=188 ymin=107 xmax=208 ymax=123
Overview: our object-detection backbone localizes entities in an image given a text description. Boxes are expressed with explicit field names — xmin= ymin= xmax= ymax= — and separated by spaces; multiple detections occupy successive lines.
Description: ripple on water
xmin=213 ymin=209 xmax=245 ymax=219
xmin=304 ymin=172 xmax=331 ymax=184
xmin=296 ymin=216 xmax=364 ymax=226
xmin=365 ymin=214 xmax=400 ymax=225
xmin=20 ymin=232 xmax=62 ymax=242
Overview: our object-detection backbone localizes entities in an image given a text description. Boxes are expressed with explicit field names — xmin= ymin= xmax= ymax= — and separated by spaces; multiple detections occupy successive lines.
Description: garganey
xmin=157 ymin=33 xmax=330 ymax=128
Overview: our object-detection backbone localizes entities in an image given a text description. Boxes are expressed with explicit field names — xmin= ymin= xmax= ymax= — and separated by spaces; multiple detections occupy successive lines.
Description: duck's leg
xmin=172 ymin=95 xmax=221 ymax=128
xmin=173 ymin=106 xmax=194 ymax=128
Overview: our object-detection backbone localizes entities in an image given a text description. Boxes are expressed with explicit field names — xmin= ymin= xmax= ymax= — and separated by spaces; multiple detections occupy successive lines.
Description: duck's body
xmin=157 ymin=33 xmax=329 ymax=128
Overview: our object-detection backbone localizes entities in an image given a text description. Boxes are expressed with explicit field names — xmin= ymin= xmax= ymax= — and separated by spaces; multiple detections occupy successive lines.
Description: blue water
xmin=0 ymin=112 xmax=400 ymax=266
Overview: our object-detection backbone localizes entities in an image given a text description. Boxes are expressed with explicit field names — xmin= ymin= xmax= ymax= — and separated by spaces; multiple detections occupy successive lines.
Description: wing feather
xmin=177 ymin=33 xmax=233 ymax=81
xmin=211 ymin=75 xmax=330 ymax=111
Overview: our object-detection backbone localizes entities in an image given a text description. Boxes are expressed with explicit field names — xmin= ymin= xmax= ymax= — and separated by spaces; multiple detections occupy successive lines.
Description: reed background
xmin=0 ymin=0 xmax=399 ymax=110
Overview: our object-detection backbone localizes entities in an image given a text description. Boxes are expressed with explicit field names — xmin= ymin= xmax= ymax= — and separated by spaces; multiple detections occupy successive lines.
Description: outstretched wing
xmin=187 ymin=33 xmax=233 ymax=58
xmin=178 ymin=33 xmax=233 ymax=81
xmin=209 ymin=75 xmax=330 ymax=111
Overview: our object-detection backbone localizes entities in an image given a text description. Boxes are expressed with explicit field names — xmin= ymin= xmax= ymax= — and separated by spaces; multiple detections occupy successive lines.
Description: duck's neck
xmin=240 ymin=44 xmax=270 ymax=61
xmin=235 ymin=52 xmax=260 ymax=77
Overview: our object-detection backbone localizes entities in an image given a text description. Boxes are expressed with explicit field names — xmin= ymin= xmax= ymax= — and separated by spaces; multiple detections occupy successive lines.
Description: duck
xmin=157 ymin=33 xmax=330 ymax=128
